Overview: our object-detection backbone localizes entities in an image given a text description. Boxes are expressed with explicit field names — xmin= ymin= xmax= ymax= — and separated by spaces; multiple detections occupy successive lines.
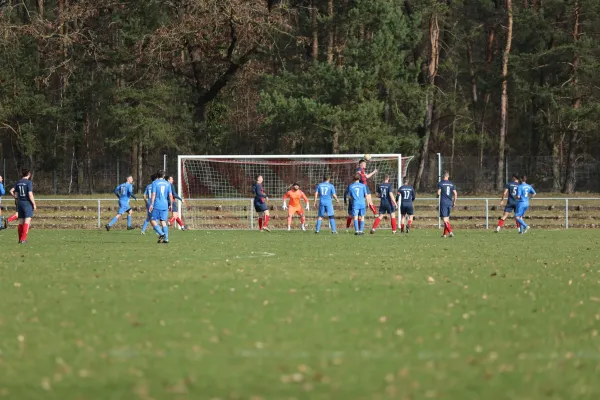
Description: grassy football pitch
xmin=1 ymin=228 xmax=599 ymax=399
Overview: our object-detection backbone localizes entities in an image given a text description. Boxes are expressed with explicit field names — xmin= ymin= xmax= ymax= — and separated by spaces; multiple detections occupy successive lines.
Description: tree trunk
xmin=332 ymin=127 xmax=340 ymax=154
xmin=327 ymin=0 xmax=334 ymax=64
xmin=497 ymin=0 xmax=513 ymax=190
xmin=428 ymin=105 xmax=441 ymax=189
xmin=414 ymin=14 xmax=439 ymax=190
xmin=137 ymin=138 xmax=143 ymax=193
xmin=563 ymin=0 xmax=581 ymax=193
xmin=131 ymin=141 xmax=138 ymax=186
xmin=467 ymin=41 xmax=478 ymax=104
xmin=311 ymin=0 xmax=319 ymax=62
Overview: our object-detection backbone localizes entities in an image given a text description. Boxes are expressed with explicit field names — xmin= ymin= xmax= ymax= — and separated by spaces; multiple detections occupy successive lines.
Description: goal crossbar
xmin=177 ymin=154 xmax=412 ymax=230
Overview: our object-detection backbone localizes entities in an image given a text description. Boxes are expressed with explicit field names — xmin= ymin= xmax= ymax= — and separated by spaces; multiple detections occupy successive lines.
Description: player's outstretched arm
xmin=366 ymin=169 xmax=378 ymax=179
xmin=333 ymin=194 xmax=339 ymax=203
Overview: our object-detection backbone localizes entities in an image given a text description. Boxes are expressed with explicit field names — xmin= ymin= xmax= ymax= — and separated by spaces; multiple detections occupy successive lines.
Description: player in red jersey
xmin=356 ymin=159 xmax=378 ymax=216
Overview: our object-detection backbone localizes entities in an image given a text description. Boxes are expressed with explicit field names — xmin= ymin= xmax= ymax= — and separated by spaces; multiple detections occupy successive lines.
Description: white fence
xmin=4 ymin=197 xmax=598 ymax=230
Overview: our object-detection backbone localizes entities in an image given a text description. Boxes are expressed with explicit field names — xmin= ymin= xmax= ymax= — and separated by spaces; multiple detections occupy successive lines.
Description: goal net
xmin=178 ymin=155 xmax=414 ymax=230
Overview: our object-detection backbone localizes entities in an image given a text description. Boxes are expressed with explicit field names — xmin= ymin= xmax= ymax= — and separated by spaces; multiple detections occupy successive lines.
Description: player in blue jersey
xmin=397 ymin=177 xmax=416 ymax=233
xmin=141 ymin=175 xmax=156 ymax=234
xmin=253 ymin=175 xmax=271 ymax=232
xmin=370 ymin=175 xmax=398 ymax=234
xmin=437 ymin=171 xmax=457 ymax=238
xmin=347 ymin=173 xmax=368 ymax=235
xmin=149 ymin=170 xmax=174 ymax=243
xmin=356 ymin=159 xmax=379 ymax=216
xmin=105 ymin=175 xmax=137 ymax=231
xmin=9 ymin=169 xmax=37 ymax=244
xmin=496 ymin=174 xmax=521 ymax=232
xmin=0 ymin=175 xmax=5 ymax=230
xmin=314 ymin=175 xmax=339 ymax=234
xmin=167 ymin=176 xmax=188 ymax=230
xmin=515 ymin=175 xmax=536 ymax=234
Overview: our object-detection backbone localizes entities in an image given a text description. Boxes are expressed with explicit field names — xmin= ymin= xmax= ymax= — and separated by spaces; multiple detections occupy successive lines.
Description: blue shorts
xmin=400 ymin=205 xmax=414 ymax=216
xmin=17 ymin=203 xmax=34 ymax=218
xmin=515 ymin=203 xmax=529 ymax=217
xmin=151 ymin=208 xmax=169 ymax=221
xmin=365 ymin=186 xmax=371 ymax=195
xmin=352 ymin=207 xmax=366 ymax=217
xmin=318 ymin=203 xmax=334 ymax=217
xmin=440 ymin=204 xmax=452 ymax=218
xmin=118 ymin=203 xmax=131 ymax=215
xmin=379 ymin=202 xmax=396 ymax=215
xmin=504 ymin=202 xmax=517 ymax=213
xmin=171 ymin=202 xmax=179 ymax=213
xmin=146 ymin=208 xmax=152 ymax=219
xmin=346 ymin=201 xmax=353 ymax=216
xmin=254 ymin=202 xmax=268 ymax=213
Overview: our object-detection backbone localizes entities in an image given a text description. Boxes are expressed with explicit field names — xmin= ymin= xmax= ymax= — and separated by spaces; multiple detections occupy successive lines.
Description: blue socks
xmin=316 ymin=219 xmax=322 ymax=232
xmin=127 ymin=215 xmax=132 ymax=228
xmin=153 ymin=225 xmax=164 ymax=236
xmin=329 ymin=217 xmax=337 ymax=233
xmin=108 ymin=216 xmax=118 ymax=227
xmin=141 ymin=219 xmax=149 ymax=233
xmin=163 ymin=225 xmax=169 ymax=241
xmin=354 ymin=219 xmax=359 ymax=232
xmin=359 ymin=219 xmax=364 ymax=232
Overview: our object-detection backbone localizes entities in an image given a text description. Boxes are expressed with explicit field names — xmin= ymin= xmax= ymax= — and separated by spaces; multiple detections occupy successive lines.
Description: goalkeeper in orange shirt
xmin=282 ymin=183 xmax=310 ymax=231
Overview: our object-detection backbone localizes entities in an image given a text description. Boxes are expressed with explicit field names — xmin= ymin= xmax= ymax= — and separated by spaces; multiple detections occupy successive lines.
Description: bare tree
xmin=496 ymin=0 xmax=513 ymax=190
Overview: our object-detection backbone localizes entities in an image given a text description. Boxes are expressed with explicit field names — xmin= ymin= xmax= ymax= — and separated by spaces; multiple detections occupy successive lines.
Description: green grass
xmin=1 ymin=228 xmax=600 ymax=399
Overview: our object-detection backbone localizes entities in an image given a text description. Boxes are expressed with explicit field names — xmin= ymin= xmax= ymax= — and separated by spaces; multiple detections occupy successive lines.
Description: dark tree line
xmin=1 ymin=0 xmax=600 ymax=193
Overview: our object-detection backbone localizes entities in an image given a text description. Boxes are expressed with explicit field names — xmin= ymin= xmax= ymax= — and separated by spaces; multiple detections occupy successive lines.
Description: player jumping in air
xmin=314 ymin=175 xmax=339 ymax=234
xmin=253 ymin=175 xmax=271 ymax=232
xmin=356 ymin=159 xmax=378 ymax=216
xmin=9 ymin=169 xmax=37 ymax=244
xmin=437 ymin=171 xmax=457 ymax=238
xmin=0 ymin=175 xmax=5 ymax=230
xmin=370 ymin=175 xmax=398 ymax=234
xmin=141 ymin=174 xmax=156 ymax=235
xmin=496 ymin=174 xmax=521 ymax=232
xmin=149 ymin=170 xmax=174 ymax=243
xmin=515 ymin=175 xmax=536 ymax=234
xmin=167 ymin=176 xmax=188 ymax=231
xmin=397 ymin=177 xmax=416 ymax=233
xmin=106 ymin=175 xmax=137 ymax=231
xmin=283 ymin=183 xmax=309 ymax=231
xmin=347 ymin=173 xmax=368 ymax=235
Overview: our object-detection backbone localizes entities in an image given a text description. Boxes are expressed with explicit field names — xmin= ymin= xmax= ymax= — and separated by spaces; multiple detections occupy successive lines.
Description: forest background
xmin=1 ymin=0 xmax=599 ymax=194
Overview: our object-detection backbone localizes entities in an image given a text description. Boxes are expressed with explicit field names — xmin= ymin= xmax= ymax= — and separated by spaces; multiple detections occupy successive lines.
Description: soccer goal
xmin=178 ymin=154 xmax=414 ymax=230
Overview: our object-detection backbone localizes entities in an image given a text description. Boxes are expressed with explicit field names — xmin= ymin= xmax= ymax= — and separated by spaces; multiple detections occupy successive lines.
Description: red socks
xmin=258 ymin=218 xmax=263 ymax=230
xmin=408 ymin=220 xmax=413 ymax=228
xmin=444 ymin=221 xmax=452 ymax=235
xmin=8 ymin=214 xmax=18 ymax=223
xmin=18 ymin=223 xmax=30 ymax=241
xmin=169 ymin=216 xmax=176 ymax=225
xmin=369 ymin=204 xmax=378 ymax=215
xmin=264 ymin=215 xmax=270 ymax=227
xmin=401 ymin=224 xmax=405 ymax=231
xmin=498 ymin=218 xmax=505 ymax=227
xmin=516 ymin=220 xmax=520 ymax=228
xmin=346 ymin=217 xmax=353 ymax=228
xmin=300 ymin=216 xmax=305 ymax=225
xmin=391 ymin=218 xmax=397 ymax=231
xmin=373 ymin=217 xmax=382 ymax=230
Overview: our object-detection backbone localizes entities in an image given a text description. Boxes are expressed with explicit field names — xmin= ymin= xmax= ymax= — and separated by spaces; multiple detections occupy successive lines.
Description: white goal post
xmin=177 ymin=154 xmax=414 ymax=230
